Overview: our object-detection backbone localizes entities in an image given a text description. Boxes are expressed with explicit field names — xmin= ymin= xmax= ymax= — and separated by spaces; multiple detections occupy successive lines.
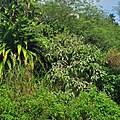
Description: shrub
xmin=1 ymin=85 xmax=120 ymax=120
xmin=1 ymin=65 xmax=38 ymax=101
xmin=97 ymin=74 xmax=120 ymax=104
xmin=68 ymin=87 xmax=120 ymax=120
xmin=0 ymin=0 xmax=47 ymax=77
xmin=43 ymin=33 xmax=105 ymax=96
xmin=105 ymin=48 xmax=120 ymax=68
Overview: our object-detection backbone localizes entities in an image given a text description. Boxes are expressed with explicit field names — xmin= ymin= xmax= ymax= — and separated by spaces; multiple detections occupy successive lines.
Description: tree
xmin=40 ymin=0 xmax=104 ymax=36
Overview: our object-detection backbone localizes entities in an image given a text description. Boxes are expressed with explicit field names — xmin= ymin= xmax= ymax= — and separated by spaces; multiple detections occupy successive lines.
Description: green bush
xmin=1 ymin=85 xmax=120 ymax=120
xmin=43 ymin=33 xmax=106 ymax=96
xmin=105 ymin=48 xmax=120 ymax=68
xmin=97 ymin=74 xmax=120 ymax=104
xmin=68 ymin=87 xmax=120 ymax=120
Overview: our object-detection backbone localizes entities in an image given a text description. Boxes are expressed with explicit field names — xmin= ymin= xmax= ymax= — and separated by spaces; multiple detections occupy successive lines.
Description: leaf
xmin=2 ymin=44 xmax=6 ymax=56
xmin=12 ymin=4 xmax=15 ymax=9
xmin=28 ymin=50 xmax=37 ymax=57
xmin=3 ymin=30 xmax=10 ymax=40
xmin=22 ymin=48 xmax=27 ymax=65
xmin=17 ymin=44 xmax=22 ymax=60
xmin=0 ymin=49 xmax=3 ymax=55
xmin=0 ymin=43 xmax=6 ymax=51
xmin=0 ymin=62 xmax=4 ymax=78
xmin=24 ymin=41 xmax=28 ymax=49
xmin=37 ymin=57 xmax=45 ymax=70
xmin=7 ymin=60 xmax=12 ymax=70
xmin=3 ymin=49 xmax=11 ymax=64
xmin=10 ymin=51 xmax=15 ymax=67
xmin=30 ymin=55 xmax=34 ymax=70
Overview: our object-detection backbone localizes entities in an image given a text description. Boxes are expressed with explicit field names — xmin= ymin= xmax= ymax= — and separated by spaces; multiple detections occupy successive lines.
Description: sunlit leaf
xmin=22 ymin=48 xmax=27 ymax=65
xmin=17 ymin=44 xmax=22 ymax=60
xmin=3 ymin=49 xmax=11 ymax=64
xmin=10 ymin=51 xmax=16 ymax=67
xmin=24 ymin=41 xmax=28 ymax=49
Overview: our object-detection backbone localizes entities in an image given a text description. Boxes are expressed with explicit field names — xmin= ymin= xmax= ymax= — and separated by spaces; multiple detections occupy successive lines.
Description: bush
xmin=105 ymin=48 xmax=120 ymax=67
xmin=44 ymin=33 xmax=105 ymax=96
xmin=69 ymin=87 xmax=120 ymax=120
xmin=97 ymin=74 xmax=120 ymax=104
xmin=1 ymin=85 xmax=120 ymax=120
xmin=1 ymin=65 xmax=38 ymax=101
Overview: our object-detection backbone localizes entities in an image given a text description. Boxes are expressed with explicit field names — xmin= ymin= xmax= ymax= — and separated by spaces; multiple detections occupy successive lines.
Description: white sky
xmin=98 ymin=0 xmax=118 ymax=9
xmin=94 ymin=0 xmax=120 ymax=22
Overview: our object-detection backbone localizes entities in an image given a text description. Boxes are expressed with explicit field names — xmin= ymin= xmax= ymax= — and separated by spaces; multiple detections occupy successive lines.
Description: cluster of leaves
xmin=1 ymin=0 xmax=120 ymax=119
xmin=43 ymin=33 xmax=105 ymax=96
xmin=40 ymin=0 xmax=120 ymax=51
xmin=0 ymin=0 xmax=47 ymax=77
xmin=39 ymin=0 xmax=120 ymax=104
xmin=1 ymin=78 xmax=120 ymax=120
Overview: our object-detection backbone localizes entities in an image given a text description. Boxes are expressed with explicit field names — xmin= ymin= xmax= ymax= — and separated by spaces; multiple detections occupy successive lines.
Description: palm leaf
xmin=17 ymin=44 xmax=22 ymax=60
xmin=22 ymin=47 xmax=27 ymax=65
xmin=10 ymin=51 xmax=16 ymax=67
xmin=3 ymin=49 xmax=11 ymax=64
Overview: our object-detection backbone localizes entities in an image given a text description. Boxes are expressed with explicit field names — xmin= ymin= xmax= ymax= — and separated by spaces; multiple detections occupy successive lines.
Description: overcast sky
xmin=94 ymin=0 xmax=120 ymax=22
xmin=96 ymin=0 xmax=119 ymax=10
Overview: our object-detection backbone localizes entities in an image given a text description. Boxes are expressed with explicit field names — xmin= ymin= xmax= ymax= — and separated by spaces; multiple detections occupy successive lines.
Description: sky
xmin=94 ymin=0 xmax=120 ymax=22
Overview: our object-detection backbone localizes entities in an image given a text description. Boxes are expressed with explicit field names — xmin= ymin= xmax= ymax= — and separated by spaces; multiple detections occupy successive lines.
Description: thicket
xmin=0 ymin=0 xmax=120 ymax=119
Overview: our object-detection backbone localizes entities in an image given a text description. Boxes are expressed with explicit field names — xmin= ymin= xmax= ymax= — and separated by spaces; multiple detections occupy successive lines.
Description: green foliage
xmin=2 ymin=65 xmax=37 ymax=98
xmin=100 ymin=74 xmax=120 ymax=104
xmin=40 ymin=0 xmax=104 ymax=36
xmin=1 ymin=0 xmax=120 ymax=119
xmin=84 ymin=26 xmax=108 ymax=49
xmin=43 ymin=33 xmax=105 ymax=96
xmin=0 ymin=0 xmax=47 ymax=77
xmin=69 ymin=87 xmax=120 ymax=119
xmin=40 ymin=0 xmax=120 ymax=51
xmin=84 ymin=20 xmax=120 ymax=50
xmin=1 ymin=85 xmax=120 ymax=119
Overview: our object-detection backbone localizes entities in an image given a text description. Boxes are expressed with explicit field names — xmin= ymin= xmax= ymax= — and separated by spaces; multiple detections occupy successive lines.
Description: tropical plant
xmin=0 ymin=0 xmax=46 ymax=77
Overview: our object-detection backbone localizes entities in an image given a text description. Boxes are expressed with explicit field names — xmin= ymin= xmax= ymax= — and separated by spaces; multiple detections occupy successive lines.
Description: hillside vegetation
xmin=0 ymin=0 xmax=120 ymax=119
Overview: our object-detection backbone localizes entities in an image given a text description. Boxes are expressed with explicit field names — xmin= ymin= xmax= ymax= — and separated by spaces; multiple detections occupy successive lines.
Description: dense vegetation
xmin=0 ymin=0 xmax=120 ymax=119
